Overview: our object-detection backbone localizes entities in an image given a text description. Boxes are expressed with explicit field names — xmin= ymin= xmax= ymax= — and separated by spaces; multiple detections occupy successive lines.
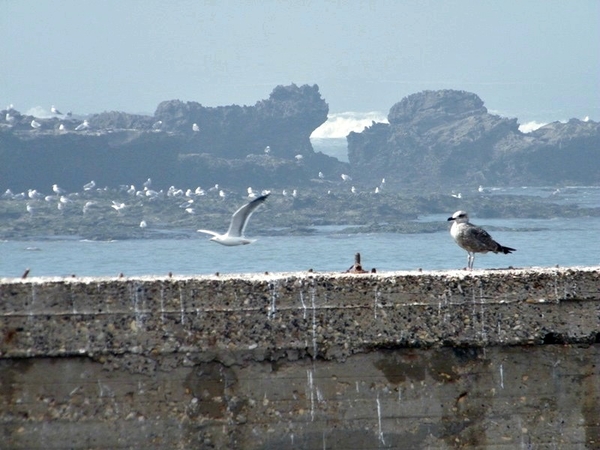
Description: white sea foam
xmin=518 ymin=121 xmax=547 ymax=133
xmin=23 ymin=106 xmax=87 ymax=119
xmin=517 ymin=117 xmax=592 ymax=133
xmin=24 ymin=106 xmax=53 ymax=119
xmin=312 ymin=112 xmax=567 ymax=137
xmin=311 ymin=111 xmax=388 ymax=139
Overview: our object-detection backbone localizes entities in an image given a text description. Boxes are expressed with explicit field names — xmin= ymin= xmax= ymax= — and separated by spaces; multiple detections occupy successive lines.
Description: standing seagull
xmin=447 ymin=210 xmax=516 ymax=270
xmin=52 ymin=184 xmax=66 ymax=195
xmin=75 ymin=120 xmax=89 ymax=131
xmin=198 ymin=194 xmax=270 ymax=246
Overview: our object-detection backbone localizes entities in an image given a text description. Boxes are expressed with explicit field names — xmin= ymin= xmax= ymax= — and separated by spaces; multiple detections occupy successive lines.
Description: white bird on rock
xmin=52 ymin=184 xmax=66 ymax=195
xmin=83 ymin=180 xmax=96 ymax=191
xmin=447 ymin=210 xmax=516 ymax=270
xmin=28 ymin=189 xmax=44 ymax=200
xmin=75 ymin=120 xmax=89 ymax=131
xmin=83 ymin=201 xmax=97 ymax=214
xmin=197 ymin=194 xmax=270 ymax=246
xmin=111 ymin=201 xmax=126 ymax=212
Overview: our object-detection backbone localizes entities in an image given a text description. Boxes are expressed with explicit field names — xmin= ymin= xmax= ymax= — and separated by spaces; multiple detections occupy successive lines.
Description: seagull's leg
xmin=467 ymin=252 xmax=474 ymax=270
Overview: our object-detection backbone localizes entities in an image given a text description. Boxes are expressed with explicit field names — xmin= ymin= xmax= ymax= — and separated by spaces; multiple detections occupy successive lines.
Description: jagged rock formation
xmin=155 ymin=84 xmax=328 ymax=160
xmin=2 ymin=87 xmax=598 ymax=193
xmin=0 ymin=84 xmax=347 ymax=192
xmin=513 ymin=119 xmax=600 ymax=184
xmin=347 ymin=90 xmax=600 ymax=187
xmin=0 ymin=130 xmax=183 ymax=192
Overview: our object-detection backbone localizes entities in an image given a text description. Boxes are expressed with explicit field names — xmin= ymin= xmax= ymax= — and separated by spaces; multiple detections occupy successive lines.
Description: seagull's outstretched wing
xmin=197 ymin=229 xmax=220 ymax=237
xmin=226 ymin=194 xmax=270 ymax=237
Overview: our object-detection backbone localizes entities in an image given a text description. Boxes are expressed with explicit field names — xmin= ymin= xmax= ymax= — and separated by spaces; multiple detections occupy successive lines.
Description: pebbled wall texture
xmin=1 ymin=267 xmax=599 ymax=449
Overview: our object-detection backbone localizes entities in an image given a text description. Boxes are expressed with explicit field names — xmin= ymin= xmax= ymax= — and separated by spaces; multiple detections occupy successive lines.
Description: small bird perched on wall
xmin=447 ymin=210 xmax=516 ymax=270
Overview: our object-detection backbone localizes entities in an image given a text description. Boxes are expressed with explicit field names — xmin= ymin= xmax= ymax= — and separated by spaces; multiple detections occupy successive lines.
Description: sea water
xmin=1 ymin=202 xmax=598 ymax=278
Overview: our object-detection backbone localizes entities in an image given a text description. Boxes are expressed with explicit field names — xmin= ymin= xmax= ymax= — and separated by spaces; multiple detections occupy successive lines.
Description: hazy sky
xmin=1 ymin=0 xmax=598 ymax=122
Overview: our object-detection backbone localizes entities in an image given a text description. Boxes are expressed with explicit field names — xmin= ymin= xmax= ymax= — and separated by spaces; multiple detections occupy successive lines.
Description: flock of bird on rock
xmin=2 ymin=175 xmax=516 ymax=269
xmin=2 ymin=178 xmax=269 ymax=220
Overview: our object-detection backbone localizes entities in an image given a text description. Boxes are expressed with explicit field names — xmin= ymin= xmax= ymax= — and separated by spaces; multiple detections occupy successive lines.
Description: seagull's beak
xmin=447 ymin=217 xmax=454 ymax=221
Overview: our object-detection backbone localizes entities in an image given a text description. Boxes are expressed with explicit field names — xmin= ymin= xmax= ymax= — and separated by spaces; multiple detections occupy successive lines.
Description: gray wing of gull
xmin=458 ymin=224 xmax=502 ymax=253
xmin=226 ymin=194 xmax=270 ymax=237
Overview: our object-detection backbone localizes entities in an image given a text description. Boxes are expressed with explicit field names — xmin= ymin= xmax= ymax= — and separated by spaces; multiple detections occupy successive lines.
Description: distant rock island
xmin=0 ymin=84 xmax=346 ymax=193
xmin=1 ymin=86 xmax=598 ymax=193
xmin=348 ymin=90 xmax=600 ymax=187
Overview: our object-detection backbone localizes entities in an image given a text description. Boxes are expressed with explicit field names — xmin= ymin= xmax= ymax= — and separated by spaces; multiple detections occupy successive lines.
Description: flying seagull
xmin=447 ymin=210 xmax=516 ymax=270
xmin=198 ymin=193 xmax=270 ymax=246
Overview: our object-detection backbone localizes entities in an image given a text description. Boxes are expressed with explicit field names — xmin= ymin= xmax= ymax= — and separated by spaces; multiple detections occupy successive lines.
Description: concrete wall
xmin=1 ymin=267 xmax=599 ymax=449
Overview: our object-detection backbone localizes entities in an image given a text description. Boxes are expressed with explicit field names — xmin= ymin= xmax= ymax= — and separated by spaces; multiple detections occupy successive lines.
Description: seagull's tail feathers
xmin=498 ymin=245 xmax=516 ymax=254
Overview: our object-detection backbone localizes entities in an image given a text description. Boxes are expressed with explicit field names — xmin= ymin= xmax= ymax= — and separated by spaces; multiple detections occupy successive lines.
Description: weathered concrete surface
xmin=1 ymin=267 xmax=599 ymax=449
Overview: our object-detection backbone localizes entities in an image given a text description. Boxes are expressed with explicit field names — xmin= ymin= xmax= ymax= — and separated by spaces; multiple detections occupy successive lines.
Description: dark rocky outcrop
xmin=0 ymin=84 xmax=346 ymax=192
xmin=88 ymin=111 xmax=155 ymax=130
xmin=2 ymin=87 xmax=598 ymax=193
xmin=347 ymin=90 xmax=600 ymax=188
xmin=155 ymin=84 xmax=328 ymax=160
xmin=0 ymin=130 xmax=183 ymax=192
xmin=176 ymin=151 xmax=342 ymax=189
